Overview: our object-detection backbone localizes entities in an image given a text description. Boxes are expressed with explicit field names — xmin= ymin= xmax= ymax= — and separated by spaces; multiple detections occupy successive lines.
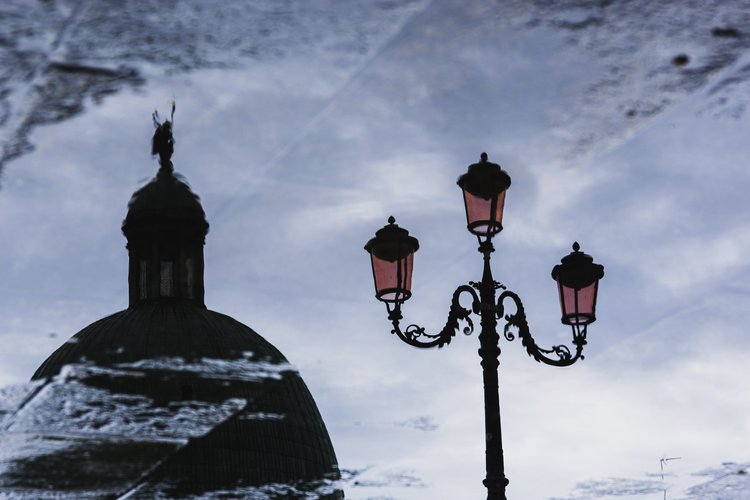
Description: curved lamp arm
xmin=497 ymin=290 xmax=587 ymax=367
xmin=386 ymin=285 xmax=480 ymax=348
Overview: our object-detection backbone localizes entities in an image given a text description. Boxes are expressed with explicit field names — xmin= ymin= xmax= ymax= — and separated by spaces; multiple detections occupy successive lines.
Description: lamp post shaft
xmin=477 ymin=242 xmax=509 ymax=499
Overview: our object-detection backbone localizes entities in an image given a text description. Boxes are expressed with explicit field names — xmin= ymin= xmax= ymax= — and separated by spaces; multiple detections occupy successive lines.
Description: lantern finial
xmin=388 ymin=215 xmax=396 ymax=224
xmin=480 ymin=152 xmax=488 ymax=162
xmin=572 ymin=241 xmax=580 ymax=252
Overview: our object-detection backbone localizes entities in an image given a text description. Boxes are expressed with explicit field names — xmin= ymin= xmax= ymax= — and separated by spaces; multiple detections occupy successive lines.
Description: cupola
xmin=122 ymin=111 xmax=209 ymax=307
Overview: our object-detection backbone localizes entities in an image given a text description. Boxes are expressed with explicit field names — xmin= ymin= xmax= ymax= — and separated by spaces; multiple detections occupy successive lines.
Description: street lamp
xmin=364 ymin=153 xmax=604 ymax=500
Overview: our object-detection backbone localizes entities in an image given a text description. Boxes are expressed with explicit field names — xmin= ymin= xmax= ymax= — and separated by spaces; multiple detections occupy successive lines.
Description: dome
xmin=33 ymin=303 xmax=289 ymax=377
xmin=4 ymin=116 xmax=341 ymax=498
xmin=29 ymin=302 xmax=340 ymax=496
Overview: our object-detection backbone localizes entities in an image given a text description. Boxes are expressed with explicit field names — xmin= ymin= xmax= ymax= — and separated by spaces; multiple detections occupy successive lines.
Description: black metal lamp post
xmin=364 ymin=153 xmax=604 ymax=500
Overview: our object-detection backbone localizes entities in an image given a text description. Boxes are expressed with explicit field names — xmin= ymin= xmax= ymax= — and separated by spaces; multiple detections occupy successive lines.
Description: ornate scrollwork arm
xmin=386 ymin=285 xmax=480 ymax=348
xmin=496 ymin=290 xmax=587 ymax=367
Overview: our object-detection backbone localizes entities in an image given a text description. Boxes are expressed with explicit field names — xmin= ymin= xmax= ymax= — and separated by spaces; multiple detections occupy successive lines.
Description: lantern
xmin=457 ymin=152 xmax=511 ymax=237
xmin=364 ymin=217 xmax=420 ymax=303
xmin=551 ymin=242 xmax=605 ymax=325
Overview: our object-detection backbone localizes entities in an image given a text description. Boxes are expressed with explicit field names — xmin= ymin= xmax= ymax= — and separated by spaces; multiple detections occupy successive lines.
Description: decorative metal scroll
xmin=385 ymin=285 xmax=588 ymax=365
xmin=386 ymin=285 xmax=480 ymax=348
xmin=496 ymin=290 xmax=587 ymax=367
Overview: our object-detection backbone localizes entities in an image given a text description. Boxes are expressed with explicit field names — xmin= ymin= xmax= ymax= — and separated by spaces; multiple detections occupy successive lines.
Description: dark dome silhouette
xmin=17 ymin=115 xmax=341 ymax=498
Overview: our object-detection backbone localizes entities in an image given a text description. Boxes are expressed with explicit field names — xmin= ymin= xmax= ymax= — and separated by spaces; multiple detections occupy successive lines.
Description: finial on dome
xmin=151 ymin=101 xmax=176 ymax=174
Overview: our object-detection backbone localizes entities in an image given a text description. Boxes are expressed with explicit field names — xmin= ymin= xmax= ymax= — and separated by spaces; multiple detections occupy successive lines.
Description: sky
xmin=2 ymin=1 xmax=750 ymax=498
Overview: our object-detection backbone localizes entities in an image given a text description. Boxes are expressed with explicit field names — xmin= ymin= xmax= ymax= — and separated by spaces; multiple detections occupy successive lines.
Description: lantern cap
xmin=551 ymin=242 xmax=605 ymax=289
xmin=364 ymin=216 xmax=420 ymax=262
xmin=457 ymin=152 xmax=511 ymax=200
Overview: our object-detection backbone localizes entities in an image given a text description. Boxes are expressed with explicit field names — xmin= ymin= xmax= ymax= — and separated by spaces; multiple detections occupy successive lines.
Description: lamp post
xmin=364 ymin=153 xmax=604 ymax=500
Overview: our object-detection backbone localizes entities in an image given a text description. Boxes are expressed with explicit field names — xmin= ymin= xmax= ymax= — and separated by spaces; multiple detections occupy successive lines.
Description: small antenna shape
xmin=659 ymin=456 xmax=681 ymax=500
xmin=152 ymin=101 xmax=176 ymax=172
xmin=660 ymin=456 xmax=682 ymax=480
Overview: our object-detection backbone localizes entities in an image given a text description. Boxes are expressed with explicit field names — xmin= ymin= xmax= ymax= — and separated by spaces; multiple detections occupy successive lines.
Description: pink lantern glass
xmin=556 ymin=280 xmax=599 ymax=325
xmin=462 ymin=188 xmax=507 ymax=236
xmin=370 ymin=252 xmax=414 ymax=303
